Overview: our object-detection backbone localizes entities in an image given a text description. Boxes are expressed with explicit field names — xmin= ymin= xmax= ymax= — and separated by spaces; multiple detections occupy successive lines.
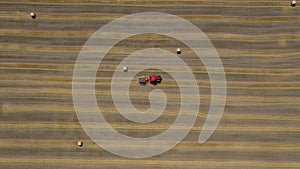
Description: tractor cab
xmin=149 ymin=75 xmax=162 ymax=84
xmin=139 ymin=75 xmax=162 ymax=85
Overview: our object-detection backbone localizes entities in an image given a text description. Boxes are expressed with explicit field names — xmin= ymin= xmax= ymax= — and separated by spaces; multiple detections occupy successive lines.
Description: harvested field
xmin=0 ymin=0 xmax=299 ymax=168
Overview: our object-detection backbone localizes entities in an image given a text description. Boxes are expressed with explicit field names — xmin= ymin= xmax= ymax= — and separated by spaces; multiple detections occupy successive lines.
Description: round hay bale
xmin=291 ymin=0 xmax=296 ymax=7
xmin=30 ymin=12 xmax=36 ymax=19
xmin=176 ymin=48 xmax=181 ymax=54
xmin=78 ymin=141 xmax=83 ymax=147
xmin=123 ymin=66 xmax=128 ymax=72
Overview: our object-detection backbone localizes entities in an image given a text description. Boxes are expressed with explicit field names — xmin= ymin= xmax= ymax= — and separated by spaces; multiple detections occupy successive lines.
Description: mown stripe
xmin=0 ymin=139 xmax=299 ymax=151
xmin=0 ymin=122 xmax=300 ymax=132
xmin=1 ymin=12 xmax=300 ymax=23
xmin=1 ymin=29 xmax=300 ymax=42
xmin=1 ymin=43 xmax=300 ymax=57
xmin=0 ymin=0 xmax=291 ymax=7
xmin=0 ymin=157 xmax=299 ymax=168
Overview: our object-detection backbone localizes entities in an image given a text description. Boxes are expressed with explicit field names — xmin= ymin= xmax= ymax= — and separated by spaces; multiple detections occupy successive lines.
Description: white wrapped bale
xmin=291 ymin=0 xmax=296 ymax=7
xmin=30 ymin=12 xmax=36 ymax=19
xmin=176 ymin=48 xmax=181 ymax=54
xmin=78 ymin=141 xmax=83 ymax=147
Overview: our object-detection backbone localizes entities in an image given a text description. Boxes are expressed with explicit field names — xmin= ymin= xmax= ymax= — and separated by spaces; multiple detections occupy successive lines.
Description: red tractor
xmin=149 ymin=75 xmax=162 ymax=84
xmin=139 ymin=75 xmax=162 ymax=85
